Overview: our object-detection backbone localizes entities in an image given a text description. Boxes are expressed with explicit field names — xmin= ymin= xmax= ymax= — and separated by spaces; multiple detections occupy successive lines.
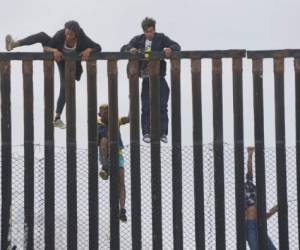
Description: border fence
xmin=1 ymin=49 xmax=300 ymax=249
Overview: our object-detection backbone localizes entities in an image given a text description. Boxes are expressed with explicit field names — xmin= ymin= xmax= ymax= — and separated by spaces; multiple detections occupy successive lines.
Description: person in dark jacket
xmin=5 ymin=20 xmax=101 ymax=128
xmin=121 ymin=17 xmax=180 ymax=143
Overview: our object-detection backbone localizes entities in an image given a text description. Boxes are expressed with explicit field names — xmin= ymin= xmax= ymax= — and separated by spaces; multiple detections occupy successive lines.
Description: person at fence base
xmin=245 ymin=146 xmax=278 ymax=250
xmin=5 ymin=20 xmax=101 ymax=129
xmin=97 ymin=104 xmax=129 ymax=222
xmin=120 ymin=17 xmax=181 ymax=144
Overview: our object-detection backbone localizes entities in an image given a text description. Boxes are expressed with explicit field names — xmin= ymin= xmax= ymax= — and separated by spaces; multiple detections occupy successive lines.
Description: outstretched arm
xmin=267 ymin=205 xmax=278 ymax=219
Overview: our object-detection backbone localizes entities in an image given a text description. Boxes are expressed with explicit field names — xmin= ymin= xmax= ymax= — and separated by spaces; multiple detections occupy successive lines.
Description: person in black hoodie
xmin=121 ymin=17 xmax=180 ymax=143
xmin=5 ymin=20 xmax=101 ymax=128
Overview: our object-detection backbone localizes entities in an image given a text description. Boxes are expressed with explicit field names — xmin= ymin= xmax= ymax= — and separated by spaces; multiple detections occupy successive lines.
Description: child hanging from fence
xmin=97 ymin=104 xmax=129 ymax=222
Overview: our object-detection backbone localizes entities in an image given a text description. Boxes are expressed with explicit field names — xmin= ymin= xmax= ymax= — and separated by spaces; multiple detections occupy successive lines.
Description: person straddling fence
xmin=5 ymin=20 xmax=101 ymax=129
xmin=121 ymin=17 xmax=181 ymax=144
xmin=97 ymin=104 xmax=129 ymax=222
xmin=245 ymin=146 xmax=278 ymax=250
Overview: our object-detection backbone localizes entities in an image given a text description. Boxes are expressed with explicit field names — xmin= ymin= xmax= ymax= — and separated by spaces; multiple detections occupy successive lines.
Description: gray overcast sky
xmin=0 ymin=0 xmax=299 ymax=147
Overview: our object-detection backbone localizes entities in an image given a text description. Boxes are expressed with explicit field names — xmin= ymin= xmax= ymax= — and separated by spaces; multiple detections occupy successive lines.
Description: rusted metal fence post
xmin=274 ymin=57 xmax=289 ymax=249
xmin=0 ymin=60 xmax=12 ymax=250
xmin=128 ymin=59 xmax=142 ymax=250
xmin=149 ymin=59 xmax=163 ymax=250
xmin=43 ymin=60 xmax=55 ymax=250
xmin=107 ymin=59 xmax=120 ymax=250
xmin=23 ymin=60 xmax=34 ymax=250
xmin=191 ymin=59 xmax=205 ymax=250
xmin=171 ymin=58 xmax=183 ymax=250
xmin=65 ymin=60 xmax=77 ymax=250
xmin=232 ymin=57 xmax=246 ymax=250
xmin=86 ymin=61 xmax=98 ymax=250
xmin=212 ymin=58 xmax=225 ymax=250
xmin=252 ymin=58 xmax=268 ymax=249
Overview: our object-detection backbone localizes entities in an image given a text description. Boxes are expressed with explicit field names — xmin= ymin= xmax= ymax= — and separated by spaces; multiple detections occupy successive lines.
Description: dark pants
xmin=141 ymin=77 xmax=170 ymax=136
xmin=19 ymin=32 xmax=51 ymax=47
xmin=246 ymin=220 xmax=276 ymax=250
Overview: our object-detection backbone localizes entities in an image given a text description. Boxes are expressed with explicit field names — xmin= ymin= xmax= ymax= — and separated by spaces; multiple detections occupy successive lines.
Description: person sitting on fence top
xmin=245 ymin=146 xmax=278 ymax=250
xmin=5 ymin=20 xmax=102 ymax=129
xmin=97 ymin=104 xmax=129 ymax=222
xmin=120 ymin=17 xmax=181 ymax=144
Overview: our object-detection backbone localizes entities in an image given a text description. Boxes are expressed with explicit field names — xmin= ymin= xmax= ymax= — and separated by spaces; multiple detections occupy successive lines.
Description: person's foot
xmin=99 ymin=167 xmax=110 ymax=180
xmin=119 ymin=208 xmax=127 ymax=223
xmin=53 ymin=117 xmax=66 ymax=129
xmin=143 ymin=133 xmax=151 ymax=143
xmin=5 ymin=35 xmax=16 ymax=51
xmin=160 ymin=134 xmax=168 ymax=144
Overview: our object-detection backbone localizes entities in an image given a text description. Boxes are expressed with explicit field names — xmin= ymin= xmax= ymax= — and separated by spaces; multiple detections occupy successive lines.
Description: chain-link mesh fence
xmin=0 ymin=143 xmax=298 ymax=249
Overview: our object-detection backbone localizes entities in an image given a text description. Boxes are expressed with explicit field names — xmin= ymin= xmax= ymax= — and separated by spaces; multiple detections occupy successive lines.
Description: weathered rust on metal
xmin=149 ymin=59 xmax=163 ymax=250
xmin=274 ymin=57 xmax=284 ymax=72
xmin=23 ymin=60 xmax=35 ymax=250
xmin=232 ymin=57 xmax=246 ymax=250
xmin=191 ymin=58 xmax=205 ymax=250
xmin=212 ymin=58 xmax=225 ymax=250
xmin=252 ymin=58 xmax=263 ymax=74
xmin=0 ymin=50 xmax=247 ymax=61
xmin=212 ymin=58 xmax=222 ymax=73
xmin=0 ymin=60 xmax=12 ymax=250
xmin=191 ymin=59 xmax=201 ymax=73
xmin=128 ymin=59 xmax=142 ymax=250
xmin=171 ymin=58 xmax=183 ymax=250
xmin=274 ymin=57 xmax=289 ymax=249
xmin=86 ymin=60 xmax=99 ymax=250
xmin=43 ymin=60 xmax=55 ymax=250
xmin=252 ymin=58 xmax=268 ymax=250
xmin=107 ymin=59 xmax=120 ymax=250
xmin=65 ymin=60 xmax=78 ymax=250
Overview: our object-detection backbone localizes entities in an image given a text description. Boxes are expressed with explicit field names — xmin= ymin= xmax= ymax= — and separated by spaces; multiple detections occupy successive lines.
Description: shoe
xmin=5 ymin=35 xmax=15 ymax=51
xmin=143 ymin=133 xmax=151 ymax=143
xmin=99 ymin=167 xmax=109 ymax=180
xmin=160 ymin=134 xmax=168 ymax=144
xmin=119 ymin=208 xmax=127 ymax=223
xmin=53 ymin=117 xmax=66 ymax=129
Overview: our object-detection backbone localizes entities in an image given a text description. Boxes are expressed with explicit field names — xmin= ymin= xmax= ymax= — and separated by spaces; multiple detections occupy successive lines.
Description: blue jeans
xmin=246 ymin=219 xmax=276 ymax=250
xmin=141 ymin=77 xmax=170 ymax=136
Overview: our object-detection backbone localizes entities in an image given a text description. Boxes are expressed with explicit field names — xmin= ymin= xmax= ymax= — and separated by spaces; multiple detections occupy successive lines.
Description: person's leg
xmin=118 ymin=168 xmax=126 ymax=209
xmin=246 ymin=219 xmax=258 ymax=250
xmin=55 ymin=63 xmax=66 ymax=116
xmin=99 ymin=137 xmax=110 ymax=180
xmin=18 ymin=32 xmax=51 ymax=47
xmin=53 ymin=62 xmax=67 ymax=128
xmin=267 ymin=235 xmax=277 ymax=250
xmin=160 ymin=78 xmax=170 ymax=137
xmin=141 ymin=78 xmax=150 ymax=136
xmin=118 ymin=156 xmax=127 ymax=222
xmin=6 ymin=32 xmax=51 ymax=51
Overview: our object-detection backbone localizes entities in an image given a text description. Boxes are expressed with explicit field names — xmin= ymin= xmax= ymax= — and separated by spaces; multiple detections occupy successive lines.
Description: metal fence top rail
xmin=247 ymin=49 xmax=300 ymax=59
xmin=2 ymin=49 xmax=300 ymax=61
xmin=0 ymin=50 xmax=246 ymax=61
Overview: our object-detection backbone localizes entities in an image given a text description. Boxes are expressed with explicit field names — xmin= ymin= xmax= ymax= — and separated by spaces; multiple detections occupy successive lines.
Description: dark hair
xmin=64 ymin=20 xmax=81 ymax=37
xmin=141 ymin=17 xmax=156 ymax=31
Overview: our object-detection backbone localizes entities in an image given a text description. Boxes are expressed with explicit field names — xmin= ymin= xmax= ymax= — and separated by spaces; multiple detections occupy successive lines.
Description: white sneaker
xmin=5 ymin=35 xmax=15 ymax=51
xmin=143 ymin=133 xmax=151 ymax=143
xmin=53 ymin=118 xmax=66 ymax=129
xmin=160 ymin=135 xmax=168 ymax=144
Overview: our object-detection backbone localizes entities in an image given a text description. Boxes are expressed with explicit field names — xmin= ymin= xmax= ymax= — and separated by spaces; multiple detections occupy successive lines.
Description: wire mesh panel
xmin=0 ymin=144 xmax=298 ymax=249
